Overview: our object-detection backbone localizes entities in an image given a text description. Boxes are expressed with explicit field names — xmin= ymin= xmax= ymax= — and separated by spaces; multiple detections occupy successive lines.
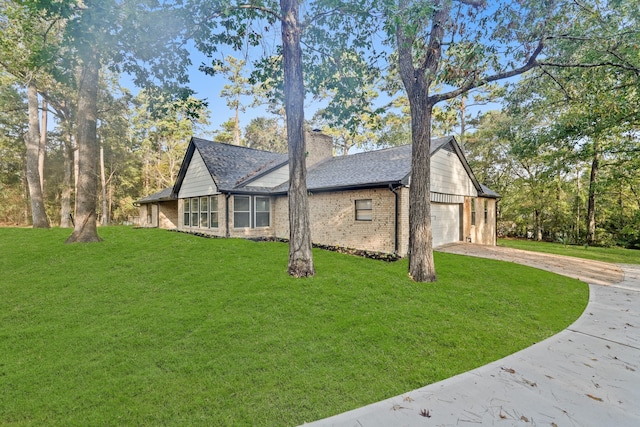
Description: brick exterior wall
xmin=462 ymin=196 xmax=496 ymax=245
xmin=138 ymin=201 xmax=178 ymax=229
xmin=275 ymin=188 xmax=400 ymax=255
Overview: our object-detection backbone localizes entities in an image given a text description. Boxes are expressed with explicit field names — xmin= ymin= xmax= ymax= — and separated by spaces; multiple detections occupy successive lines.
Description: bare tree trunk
xmin=60 ymin=131 xmax=73 ymax=228
xmin=535 ymin=208 xmax=543 ymax=241
xmin=586 ymin=141 xmax=599 ymax=245
xmin=406 ymin=95 xmax=436 ymax=282
xmin=25 ymin=81 xmax=50 ymax=228
xmin=395 ymin=0 xmax=447 ymax=282
xmin=39 ymin=99 xmax=47 ymax=192
xmin=281 ymin=0 xmax=315 ymax=277
xmin=66 ymin=58 xmax=102 ymax=243
xmin=100 ymin=143 xmax=108 ymax=225
xmin=234 ymin=106 xmax=241 ymax=146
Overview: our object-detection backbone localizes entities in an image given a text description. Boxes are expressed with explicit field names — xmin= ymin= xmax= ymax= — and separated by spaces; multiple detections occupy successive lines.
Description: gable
xmin=430 ymin=149 xmax=478 ymax=197
xmin=245 ymin=164 xmax=289 ymax=188
xmin=178 ymin=149 xmax=218 ymax=198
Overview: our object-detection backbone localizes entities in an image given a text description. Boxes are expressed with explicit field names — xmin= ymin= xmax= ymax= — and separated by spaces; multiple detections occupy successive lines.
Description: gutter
xmin=225 ymin=193 xmax=231 ymax=238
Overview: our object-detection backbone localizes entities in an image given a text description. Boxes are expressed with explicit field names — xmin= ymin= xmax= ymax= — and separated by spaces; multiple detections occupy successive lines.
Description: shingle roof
xmin=136 ymin=187 xmax=175 ymax=204
xmin=271 ymin=136 xmax=453 ymax=192
xmin=192 ymin=137 xmax=287 ymax=192
xmin=174 ymin=135 xmax=500 ymax=198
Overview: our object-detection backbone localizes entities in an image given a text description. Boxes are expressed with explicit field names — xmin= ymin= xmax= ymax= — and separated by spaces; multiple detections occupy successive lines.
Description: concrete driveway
xmin=301 ymin=245 xmax=640 ymax=427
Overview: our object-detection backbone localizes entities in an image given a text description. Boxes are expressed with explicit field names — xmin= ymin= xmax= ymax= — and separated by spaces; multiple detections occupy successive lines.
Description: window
xmin=234 ymin=196 xmax=250 ymax=228
xmin=471 ymin=198 xmax=476 ymax=226
xmin=255 ymin=196 xmax=270 ymax=227
xmin=484 ymin=199 xmax=488 ymax=223
xmin=183 ymin=199 xmax=190 ymax=226
xmin=200 ymin=197 xmax=209 ymax=228
xmin=190 ymin=198 xmax=199 ymax=227
xmin=210 ymin=196 xmax=219 ymax=228
xmin=355 ymin=199 xmax=373 ymax=221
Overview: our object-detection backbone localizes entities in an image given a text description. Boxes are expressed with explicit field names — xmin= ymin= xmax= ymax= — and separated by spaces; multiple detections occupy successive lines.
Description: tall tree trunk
xmin=66 ymin=57 xmax=102 ymax=243
xmin=234 ymin=106 xmax=241 ymax=146
xmin=586 ymin=141 xmax=599 ymax=245
xmin=100 ymin=143 xmax=108 ymax=225
xmin=60 ymin=131 xmax=73 ymax=228
xmin=535 ymin=208 xmax=542 ymax=241
xmin=25 ymin=81 xmax=50 ymax=228
xmin=281 ymin=0 xmax=315 ymax=277
xmin=39 ymin=99 xmax=47 ymax=192
xmin=395 ymin=0 xmax=447 ymax=282
xmin=406 ymin=94 xmax=436 ymax=282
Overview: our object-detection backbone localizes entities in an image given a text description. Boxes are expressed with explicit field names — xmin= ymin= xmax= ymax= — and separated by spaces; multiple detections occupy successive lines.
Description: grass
xmin=499 ymin=238 xmax=640 ymax=264
xmin=1 ymin=227 xmax=588 ymax=426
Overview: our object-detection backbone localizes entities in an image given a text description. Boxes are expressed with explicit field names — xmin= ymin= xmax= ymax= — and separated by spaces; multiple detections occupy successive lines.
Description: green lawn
xmin=499 ymin=238 xmax=640 ymax=264
xmin=1 ymin=227 xmax=588 ymax=426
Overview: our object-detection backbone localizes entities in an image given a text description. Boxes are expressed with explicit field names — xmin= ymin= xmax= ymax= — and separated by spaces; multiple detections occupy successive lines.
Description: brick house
xmin=136 ymin=131 xmax=500 ymax=255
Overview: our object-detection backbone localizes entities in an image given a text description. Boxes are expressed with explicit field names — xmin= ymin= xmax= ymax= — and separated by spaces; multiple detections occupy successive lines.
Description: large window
xmin=233 ymin=195 xmax=270 ymax=228
xmin=183 ymin=196 xmax=219 ymax=228
xmin=255 ymin=197 xmax=270 ymax=227
xmin=233 ymin=196 xmax=251 ymax=228
xmin=355 ymin=199 xmax=373 ymax=221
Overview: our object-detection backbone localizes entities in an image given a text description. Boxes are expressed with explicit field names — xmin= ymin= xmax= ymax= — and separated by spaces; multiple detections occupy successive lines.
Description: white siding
xmin=246 ymin=164 xmax=289 ymax=187
xmin=430 ymin=150 xmax=478 ymax=197
xmin=178 ymin=149 xmax=218 ymax=198
xmin=431 ymin=203 xmax=461 ymax=247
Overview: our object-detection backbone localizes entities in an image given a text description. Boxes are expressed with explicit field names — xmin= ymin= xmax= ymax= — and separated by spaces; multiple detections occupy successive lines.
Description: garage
xmin=431 ymin=203 xmax=462 ymax=247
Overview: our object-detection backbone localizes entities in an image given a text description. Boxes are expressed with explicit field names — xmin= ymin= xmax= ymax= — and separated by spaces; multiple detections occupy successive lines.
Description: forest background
xmin=1 ymin=0 xmax=639 ymax=250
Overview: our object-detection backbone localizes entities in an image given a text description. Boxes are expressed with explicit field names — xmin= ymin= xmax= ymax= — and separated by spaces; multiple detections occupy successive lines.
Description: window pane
xmin=200 ymin=212 xmax=208 ymax=227
xmin=355 ymin=199 xmax=372 ymax=210
xmin=200 ymin=197 xmax=208 ymax=211
xmin=191 ymin=198 xmax=199 ymax=213
xmin=255 ymin=212 xmax=270 ymax=227
xmin=184 ymin=213 xmax=189 ymax=226
xmin=255 ymin=197 xmax=270 ymax=212
xmin=210 ymin=196 xmax=218 ymax=228
xmin=184 ymin=199 xmax=190 ymax=213
xmin=234 ymin=212 xmax=250 ymax=228
xmin=191 ymin=212 xmax=198 ymax=226
xmin=234 ymin=196 xmax=250 ymax=212
xmin=356 ymin=211 xmax=372 ymax=221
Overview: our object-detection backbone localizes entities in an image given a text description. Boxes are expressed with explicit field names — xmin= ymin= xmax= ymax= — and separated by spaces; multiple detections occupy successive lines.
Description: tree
xmin=0 ymin=1 xmax=56 ymax=227
xmin=244 ymin=116 xmax=287 ymax=153
xmin=205 ymin=55 xmax=252 ymax=146
xmin=18 ymin=0 xmax=194 ymax=242
xmin=371 ymin=0 xmax=640 ymax=281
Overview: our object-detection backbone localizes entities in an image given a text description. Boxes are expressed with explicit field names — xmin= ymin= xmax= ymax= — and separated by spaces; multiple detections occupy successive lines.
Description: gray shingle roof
xmin=193 ymin=137 xmax=287 ymax=192
xmin=174 ymin=135 xmax=500 ymax=198
xmin=136 ymin=187 xmax=175 ymax=204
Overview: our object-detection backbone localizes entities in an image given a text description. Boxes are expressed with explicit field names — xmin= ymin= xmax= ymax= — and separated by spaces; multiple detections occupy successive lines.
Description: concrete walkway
xmin=301 ymin=250 xmax=640 ymax=426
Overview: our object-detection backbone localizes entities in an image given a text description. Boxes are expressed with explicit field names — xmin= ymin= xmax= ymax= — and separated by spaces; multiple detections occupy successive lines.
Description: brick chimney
xmin=305 ymin=129 xmax=333 ymax=167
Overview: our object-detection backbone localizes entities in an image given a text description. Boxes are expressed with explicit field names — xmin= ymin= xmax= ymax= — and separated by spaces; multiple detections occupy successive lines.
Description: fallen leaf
xmin=551 ymin=423 xmax=558 ymax=427
xmin=499 ymin=411 xmax=507 ymax=419
xmin=419 ymin=409 xmax=431 ymax=418
xmin=587 ymin=394 xmax=603 ymax=402
xmin=625 ymin=365 xmax=636 ymax=372
xmin=501 ymin=367 xmax=516 ymax=374
xmin=521 ymin=415 xmax=529 ymax=422
xmin=403 ymin=395 xmax=414 ymax=402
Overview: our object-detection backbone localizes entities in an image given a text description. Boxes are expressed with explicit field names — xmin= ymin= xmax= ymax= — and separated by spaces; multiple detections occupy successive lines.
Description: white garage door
xmin=431 ymin=203 xmax=461 ymax=247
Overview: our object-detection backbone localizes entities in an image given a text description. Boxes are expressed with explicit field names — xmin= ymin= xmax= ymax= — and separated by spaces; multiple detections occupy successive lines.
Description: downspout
xmin=389 ymin=184 xmax=400 ymax=254
xmin=225 ymin=193 xmax=231 ymax=237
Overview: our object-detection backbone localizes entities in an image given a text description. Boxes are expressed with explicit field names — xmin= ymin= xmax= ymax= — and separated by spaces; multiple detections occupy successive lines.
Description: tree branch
xmin=429 ymin=40 xmax=544 ymax=105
